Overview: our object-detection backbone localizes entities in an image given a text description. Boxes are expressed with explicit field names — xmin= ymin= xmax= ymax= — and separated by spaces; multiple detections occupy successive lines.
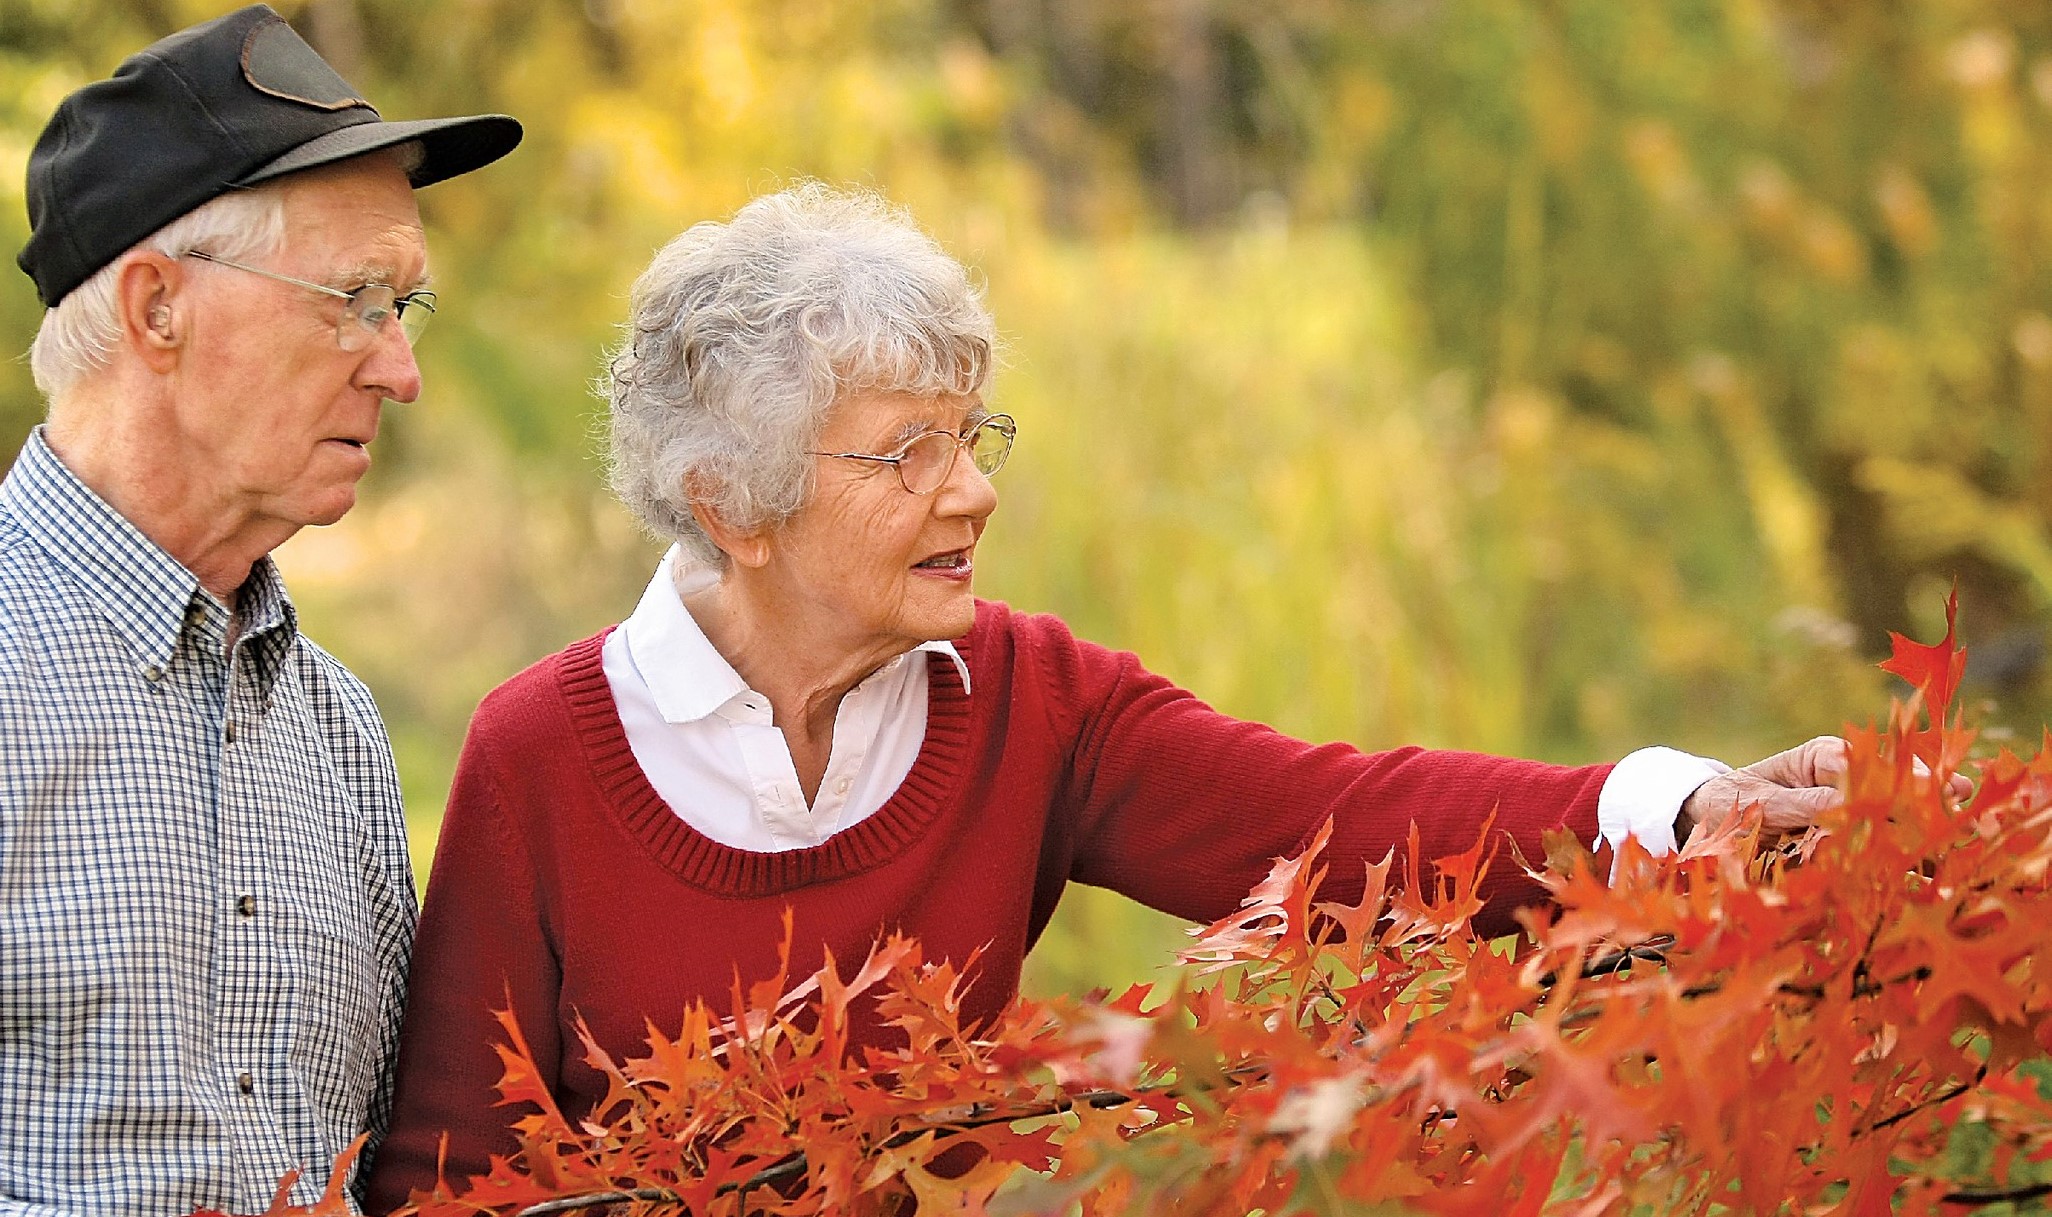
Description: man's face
xmin=174 ymin=155 xmax=426 ymax=532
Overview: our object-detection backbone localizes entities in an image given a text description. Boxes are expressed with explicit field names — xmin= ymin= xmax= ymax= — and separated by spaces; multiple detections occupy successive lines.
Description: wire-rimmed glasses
xmin=184 ymin=251 xmax=436 ymax=351
xmin=808 ymin=413 xmax=1016 ymax=494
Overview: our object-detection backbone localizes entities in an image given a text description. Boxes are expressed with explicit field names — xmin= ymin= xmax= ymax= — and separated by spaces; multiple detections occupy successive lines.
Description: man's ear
xmin=685 ymin=475 xmax=771 ymax=569
xmin=114 ymin=252 xmax=187 ymax=373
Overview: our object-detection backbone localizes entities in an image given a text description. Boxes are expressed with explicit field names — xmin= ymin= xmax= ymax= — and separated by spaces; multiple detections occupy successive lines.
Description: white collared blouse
xmin=600 ymin=545 xmax=972 ymax=851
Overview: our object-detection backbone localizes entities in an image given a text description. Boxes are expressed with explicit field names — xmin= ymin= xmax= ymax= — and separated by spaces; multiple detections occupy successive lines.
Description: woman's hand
xmin=1675 ymin=735 xmax=1973 ymax=844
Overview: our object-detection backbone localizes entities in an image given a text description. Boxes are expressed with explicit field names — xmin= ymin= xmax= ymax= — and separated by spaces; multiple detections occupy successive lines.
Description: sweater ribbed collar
xmin=556 ymin=622 xmax=976 ymax=897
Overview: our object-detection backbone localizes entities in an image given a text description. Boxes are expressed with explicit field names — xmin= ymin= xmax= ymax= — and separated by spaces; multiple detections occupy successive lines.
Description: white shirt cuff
xmin=1598 ymin=746 xmax=1730 ymax=861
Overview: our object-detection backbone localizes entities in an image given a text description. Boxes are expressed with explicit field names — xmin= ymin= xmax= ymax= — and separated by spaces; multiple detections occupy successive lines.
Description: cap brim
xmin=234 ymin=113 xmax=523 ymax=190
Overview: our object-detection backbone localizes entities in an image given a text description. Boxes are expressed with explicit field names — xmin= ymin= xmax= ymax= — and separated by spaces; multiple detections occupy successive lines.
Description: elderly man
xmin=0 ymin=6 xmax=518 ymax=1214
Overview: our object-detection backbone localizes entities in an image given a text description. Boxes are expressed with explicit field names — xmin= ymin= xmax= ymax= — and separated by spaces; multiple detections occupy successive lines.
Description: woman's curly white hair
xmin=603 ymin=184 xmax=997 ymax=567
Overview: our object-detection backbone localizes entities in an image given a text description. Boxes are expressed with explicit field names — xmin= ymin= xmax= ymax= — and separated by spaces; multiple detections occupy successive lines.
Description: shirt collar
xmin=0 ymin=427 xmax=298 ymax=676
xmin=623 ymin=544 xmax=971 ymax=725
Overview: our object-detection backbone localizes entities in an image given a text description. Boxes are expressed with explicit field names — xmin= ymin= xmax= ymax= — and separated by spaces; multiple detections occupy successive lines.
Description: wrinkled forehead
xmin=274 ymin=156 xmax=429 ymax=283
xmin=821 ymin=389 xmax=987 ymax=447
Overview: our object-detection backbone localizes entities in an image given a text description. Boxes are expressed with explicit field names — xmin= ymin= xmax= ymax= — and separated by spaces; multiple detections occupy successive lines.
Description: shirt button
xmin=834 ymin=777 xmax=852 ymax=796
xmin=236 ymin=1071 xmax=254 ymax=1095
xmin=142 ymin=664 xmax=163 ymax=683
xmin=223 ymin=721 xmax=237 ymax=744
xmin=236 ymin=894 xmax=256 ymax=917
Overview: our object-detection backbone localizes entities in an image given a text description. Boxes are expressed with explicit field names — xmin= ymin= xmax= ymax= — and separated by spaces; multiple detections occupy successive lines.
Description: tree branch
xmin=517 ymin=1188 xmax=679 ymax=1216
xmin=1865 ymin=1067 xmax=1985 ymax=1135
xmin=1940 ymin=1181 xmax=2052 ymax=1207
xmin=511 ymin=1087 xmax=1155 ymax=1216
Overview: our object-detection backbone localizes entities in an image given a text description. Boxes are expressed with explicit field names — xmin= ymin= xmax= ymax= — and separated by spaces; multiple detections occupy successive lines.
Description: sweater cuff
xmin=1597 ymin=746 xmax=1730 ymax=867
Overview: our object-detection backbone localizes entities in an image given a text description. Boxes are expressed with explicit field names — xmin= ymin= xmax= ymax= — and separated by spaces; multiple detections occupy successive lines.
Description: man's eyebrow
xmin=328 ymin=261 xmax=433 ymax=290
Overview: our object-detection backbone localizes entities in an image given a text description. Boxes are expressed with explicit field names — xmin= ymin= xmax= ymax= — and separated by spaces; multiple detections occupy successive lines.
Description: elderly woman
xmin=365 ymin=185 xmax=1843 ymax=1205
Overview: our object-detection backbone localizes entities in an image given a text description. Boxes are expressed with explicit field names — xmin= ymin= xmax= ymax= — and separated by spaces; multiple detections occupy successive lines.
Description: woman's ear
xmin=685 ymin=476 xmax=771 ymax=569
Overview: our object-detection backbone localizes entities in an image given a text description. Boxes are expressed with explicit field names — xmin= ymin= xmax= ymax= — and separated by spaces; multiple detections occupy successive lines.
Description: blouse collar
xmin=621 ymin=544 xmax=970 ymax=725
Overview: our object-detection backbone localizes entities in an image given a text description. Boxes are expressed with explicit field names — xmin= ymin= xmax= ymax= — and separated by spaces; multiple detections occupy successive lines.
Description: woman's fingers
xmin=1686 ymin=734 xmax=1976 ymax=842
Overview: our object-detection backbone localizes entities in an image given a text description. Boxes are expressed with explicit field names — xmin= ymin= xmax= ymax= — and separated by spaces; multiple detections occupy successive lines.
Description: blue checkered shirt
xmin=0 ymin=430 xmax=416 ymax=1216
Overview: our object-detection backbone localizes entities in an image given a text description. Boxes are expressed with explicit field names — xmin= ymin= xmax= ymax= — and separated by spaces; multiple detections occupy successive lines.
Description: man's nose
xmin=358 ymin=317 xmax=423 ymax=404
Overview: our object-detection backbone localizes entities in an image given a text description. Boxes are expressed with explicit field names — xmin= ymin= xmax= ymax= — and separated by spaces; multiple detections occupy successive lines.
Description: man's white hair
xmin=27 ymin=142 xmax=425 ymax=403
xmin=603 ymin=183 xmax=998 ymax=568
xmin=28 ymin=188 xmax=287 ymax=402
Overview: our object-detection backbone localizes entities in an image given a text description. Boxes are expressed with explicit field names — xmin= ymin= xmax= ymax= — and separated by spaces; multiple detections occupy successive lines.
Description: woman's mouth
xmin=913 ymin=550 xmax=974 ymax=580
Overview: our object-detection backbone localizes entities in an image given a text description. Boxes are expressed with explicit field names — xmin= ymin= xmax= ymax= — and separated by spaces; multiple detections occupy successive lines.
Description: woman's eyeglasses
xmin=809 ymin=413 xmax=1016 ymax=494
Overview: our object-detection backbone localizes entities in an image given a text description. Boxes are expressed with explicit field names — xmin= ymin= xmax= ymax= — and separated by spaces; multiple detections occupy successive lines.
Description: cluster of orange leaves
xmin=231 ymin=596 xmax=2052 ymax=1215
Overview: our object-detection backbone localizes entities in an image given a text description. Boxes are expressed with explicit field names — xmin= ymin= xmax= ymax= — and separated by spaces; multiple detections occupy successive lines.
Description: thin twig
xmin=1866 ymin=1069 xmax=1986 ymax=1135
xmin=1941 ymin=1181 xmax=2052 ymax=1206
xmin=512 ymin=1086 xmax=1162 ymax=1216
xmin=517 ymin=1188 xmax=679 ymax=1215
xmin=1535 ymin=937 xmax=1672 ymax=989
xmin=726 ymin=1087 xmax=1145 ymax=1198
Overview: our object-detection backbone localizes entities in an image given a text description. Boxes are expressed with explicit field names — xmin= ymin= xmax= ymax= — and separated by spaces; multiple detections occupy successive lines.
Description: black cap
xmin=17 ymin=4 xmax=523 ymax=306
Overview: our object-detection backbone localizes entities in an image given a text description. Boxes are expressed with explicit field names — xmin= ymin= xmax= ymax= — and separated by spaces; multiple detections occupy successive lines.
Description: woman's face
xmin=761 ymin=390 xmax=999 ymax=652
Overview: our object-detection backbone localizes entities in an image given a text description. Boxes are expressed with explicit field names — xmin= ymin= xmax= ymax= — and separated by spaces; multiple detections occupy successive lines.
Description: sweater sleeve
xmin=1027 ymin=613 xmax=1610 ymax=940
xmin=363 ymin=700 xmax=564 ymax=1214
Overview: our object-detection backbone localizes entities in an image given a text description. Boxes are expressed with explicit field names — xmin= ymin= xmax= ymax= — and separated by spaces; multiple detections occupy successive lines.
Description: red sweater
xmin=366 ymin=601 xmax=1608 ymax=1209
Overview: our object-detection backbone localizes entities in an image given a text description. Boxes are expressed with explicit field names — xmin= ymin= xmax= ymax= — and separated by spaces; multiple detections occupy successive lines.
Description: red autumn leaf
xmin=1179 ymin=817 xmax=1334 ymax=974
xmin=1879 ymin=584 xmax=1967 ymax=725
xmin=488 ymin=993 xmax=573 ymax=1133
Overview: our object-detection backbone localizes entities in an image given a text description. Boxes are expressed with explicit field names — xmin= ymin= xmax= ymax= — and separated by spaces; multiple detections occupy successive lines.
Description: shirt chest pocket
xmin=284 ymin=909 xmax=382 ymax=1103
xmin=249 ymin=698 xmax=387 ymax=1063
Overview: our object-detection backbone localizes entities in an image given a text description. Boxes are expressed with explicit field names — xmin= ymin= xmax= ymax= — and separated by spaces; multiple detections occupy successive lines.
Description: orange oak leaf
xmin=1879 ymin=584 xmax=1966 ymax=726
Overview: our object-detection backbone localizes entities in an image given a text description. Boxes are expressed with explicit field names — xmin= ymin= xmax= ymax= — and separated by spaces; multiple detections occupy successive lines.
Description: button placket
xmin=213 ymin=646 xmax=293 ymax=1192
xmin=762 ymin=780 xmax=809 ymax=839
xmin=223 ymin=646 xmax=264 ymax=749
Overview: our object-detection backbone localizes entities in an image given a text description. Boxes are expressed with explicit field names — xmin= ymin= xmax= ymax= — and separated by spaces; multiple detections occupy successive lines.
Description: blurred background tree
xmin=2 ymin=0 xmax=2046 ymax=993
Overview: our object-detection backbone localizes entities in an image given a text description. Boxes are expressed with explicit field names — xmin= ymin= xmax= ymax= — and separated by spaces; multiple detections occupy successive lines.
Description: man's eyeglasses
xmin=808 ymin=413 xmax=1017 ymax=495
xmin=184 ymin=251 xmax=436 ymax=351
